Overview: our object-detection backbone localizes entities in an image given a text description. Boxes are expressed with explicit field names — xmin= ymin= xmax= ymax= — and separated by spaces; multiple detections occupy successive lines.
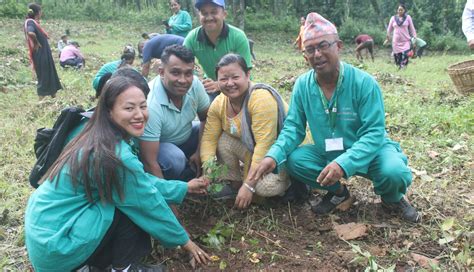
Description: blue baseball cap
xmin=195 ymin=0 xmax=225 ymax=10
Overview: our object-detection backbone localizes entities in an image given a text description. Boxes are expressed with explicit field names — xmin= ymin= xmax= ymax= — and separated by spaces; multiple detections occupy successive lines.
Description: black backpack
xmin=29 ymin=106 xmax=88 ymax=188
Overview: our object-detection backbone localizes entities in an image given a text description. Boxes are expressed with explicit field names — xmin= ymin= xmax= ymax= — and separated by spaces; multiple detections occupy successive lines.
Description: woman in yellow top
xmin=200 ymin=54 xmax=290 ymax=209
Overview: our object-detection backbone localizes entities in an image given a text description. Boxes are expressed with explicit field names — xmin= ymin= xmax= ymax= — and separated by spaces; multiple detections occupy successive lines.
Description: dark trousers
xmin=416 ymin=45 xmax=426 ymax=58
xmin=77 ymin=209 xmax=152 ymax=270
xmin=394 ymin=50 xmax=410 ymax=68
xmin=60 ymin=57 xmax=84 ymax=68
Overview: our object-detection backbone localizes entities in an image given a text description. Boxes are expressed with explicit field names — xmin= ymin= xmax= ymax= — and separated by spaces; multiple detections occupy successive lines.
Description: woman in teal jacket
xmin=165 ymin=0 xmax=192 ymax=37
xmin=25 ymin=72 xmax=210 ymax=271
xmin=92 ymin=45 xmax=136 ymax=97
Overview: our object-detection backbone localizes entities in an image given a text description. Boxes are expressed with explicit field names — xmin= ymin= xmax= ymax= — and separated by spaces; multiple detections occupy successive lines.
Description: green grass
xmin=0 ymin=17 xmax=473 ymax=270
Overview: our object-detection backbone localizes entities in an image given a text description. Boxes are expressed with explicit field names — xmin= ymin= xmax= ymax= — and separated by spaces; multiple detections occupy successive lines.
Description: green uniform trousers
xmin=286 ymin=142 xmax=412 ymax=202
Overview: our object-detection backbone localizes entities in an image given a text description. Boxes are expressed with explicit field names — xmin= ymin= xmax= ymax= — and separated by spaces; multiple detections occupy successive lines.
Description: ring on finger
xmin=198 ymin=252 xmax=202 ymax=255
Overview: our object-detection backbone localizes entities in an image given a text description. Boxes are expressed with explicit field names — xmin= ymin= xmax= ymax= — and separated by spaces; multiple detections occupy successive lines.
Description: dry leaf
xmin=452 ymin=144 xmax=463 ymax=151
xmin=210 ymin=255 xmax=220 ymax=262
xmin=189 ymin=256 xmax=196 ymax=269
xmin=333 ymin=223 xmax=369 ymax=240
xmin=420 ymin=174 xmax=434 ymax=182
xmin=368 ymin=245 xmax=387 ymax=256
xmin=411 ymin=168 xmax=427 ymax=176
xmin=336 ymin=196 xmax=356 ymax=211
xmin=411 ymin=253 xmax=439 ymax=268
xmin=248 ymin=252 xmax=261 ymax=263
xmin=403 ymin=240 xmax=414 ymax=249
xmin=427 ymin=150 xmax=439 ymax=159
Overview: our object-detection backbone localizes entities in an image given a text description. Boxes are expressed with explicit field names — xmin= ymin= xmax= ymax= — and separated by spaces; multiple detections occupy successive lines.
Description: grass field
xmin=0 ymin=17 xmax=473 ymax=271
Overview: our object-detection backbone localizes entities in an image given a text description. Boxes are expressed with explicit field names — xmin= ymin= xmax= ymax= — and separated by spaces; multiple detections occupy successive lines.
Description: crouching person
xmin=251 ymin=13 xmax=420 ymax=223
xmin=139 ymin=45 xmax=210 ymax=181
xmin=200 ymin=53 xmax=290 ymax=209
xmin=25 ymin=75 xmax=210 ymax=272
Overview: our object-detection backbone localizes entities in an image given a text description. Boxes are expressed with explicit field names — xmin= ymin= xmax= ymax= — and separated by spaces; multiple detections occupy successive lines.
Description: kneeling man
xmin=140 ymin=45 xmax=209 ymax=181
xmin=251 ymin=13 xmax=420 ymax=223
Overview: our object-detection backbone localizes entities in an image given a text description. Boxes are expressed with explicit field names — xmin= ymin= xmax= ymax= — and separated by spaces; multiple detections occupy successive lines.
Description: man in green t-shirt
xmin=184 ymin=0 xmax=252 ymax=100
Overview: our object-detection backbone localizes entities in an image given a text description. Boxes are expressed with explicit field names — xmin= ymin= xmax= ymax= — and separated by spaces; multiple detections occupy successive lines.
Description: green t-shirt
xmin=184 ymin=23 xmax=252 ymax=80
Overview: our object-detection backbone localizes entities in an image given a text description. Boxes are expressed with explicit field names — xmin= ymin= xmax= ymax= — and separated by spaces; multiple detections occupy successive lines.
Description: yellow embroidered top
xmin=201 ymin=88 xmax=288 ymax=170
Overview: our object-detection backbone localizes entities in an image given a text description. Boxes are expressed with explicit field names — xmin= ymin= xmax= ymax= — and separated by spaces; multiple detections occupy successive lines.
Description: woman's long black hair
xmin=41 ymin=73 xmax=148 ymax=203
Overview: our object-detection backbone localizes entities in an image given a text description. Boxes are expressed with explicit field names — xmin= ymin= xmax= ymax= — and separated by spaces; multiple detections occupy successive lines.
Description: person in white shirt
xmin=462 ymin=0 xmax=474 ymax=49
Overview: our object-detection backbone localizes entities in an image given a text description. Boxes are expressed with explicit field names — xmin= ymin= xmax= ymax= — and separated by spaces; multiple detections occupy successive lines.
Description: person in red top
xmin=355 ymin=34 xmax=374 ymax=62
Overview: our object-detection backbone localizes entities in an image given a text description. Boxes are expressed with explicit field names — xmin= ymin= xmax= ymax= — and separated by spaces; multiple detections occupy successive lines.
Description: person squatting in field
xmin=199 ymin=53 xmax=290 ymax=208
xmin=251 ymin=12 xmax=421 ymax=224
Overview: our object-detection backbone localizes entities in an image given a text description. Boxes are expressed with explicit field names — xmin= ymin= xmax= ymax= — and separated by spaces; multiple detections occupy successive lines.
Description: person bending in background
xmin=137 ymin=32 xmax=159 ymax=58
xmin=200 ymin=54 xmax=290 ymax=208
xmin=184 ymin=0 xmax=252 ymax=102
xmin=385 ymin=4 xmax=417 ymax=69
xmin=355 ymin=34 xmax=374 ymax=62
xmin=410 ymin=36 xmax=427 ymax=58
xmin=165 ymin=0 xmax=192 ymax=38
xmin=59 ymin=41 xmax=85 ymax=69
xmin=462 ymin=0 xmax=474 ymax=50
xmin=25 ymin=72 xmax=210 ymax=272
xmin=140 ymin=34 xmax=184 ymax=78
xmin=24 ymin=3 xmax=62 ymax=99
xmin=92 ymin=45 xmax=136 ymax=98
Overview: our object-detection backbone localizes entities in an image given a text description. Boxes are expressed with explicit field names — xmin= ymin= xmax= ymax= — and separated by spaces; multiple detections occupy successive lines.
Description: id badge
xmin=325 ymin=137 xmax=344 ymax=152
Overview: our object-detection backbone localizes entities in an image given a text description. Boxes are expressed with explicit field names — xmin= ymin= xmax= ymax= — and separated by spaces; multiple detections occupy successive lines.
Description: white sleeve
xmin=463 ymin=0 xmax=474 ymax=41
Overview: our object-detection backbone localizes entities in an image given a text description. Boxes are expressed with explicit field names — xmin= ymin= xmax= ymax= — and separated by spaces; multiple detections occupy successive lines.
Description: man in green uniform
xmin=250 ymin=12 xmax=420 ymax=223
xmin=184 ymin=0 xmax=252 ymax=100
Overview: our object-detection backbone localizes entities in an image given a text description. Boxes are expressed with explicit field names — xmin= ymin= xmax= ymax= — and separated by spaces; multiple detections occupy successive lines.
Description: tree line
xmin=2 ymin=0 xmax=466 ymax=39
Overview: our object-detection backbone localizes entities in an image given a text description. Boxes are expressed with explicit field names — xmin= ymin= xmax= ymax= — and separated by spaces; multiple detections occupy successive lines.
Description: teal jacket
xmin=92 ymin=60 xmax=121 ymax=91
xmin=166 ymin=10 xmax=192 ymax=37
xmin=25 ymin=128 xmax=189 ymax=271
xmin=267 ymin=62 xmax=392 ymax=177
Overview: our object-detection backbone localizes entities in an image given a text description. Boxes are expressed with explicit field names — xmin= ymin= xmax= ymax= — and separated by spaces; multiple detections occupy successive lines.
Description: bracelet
xmin=243 ymin=183 xmax=255 ymax=194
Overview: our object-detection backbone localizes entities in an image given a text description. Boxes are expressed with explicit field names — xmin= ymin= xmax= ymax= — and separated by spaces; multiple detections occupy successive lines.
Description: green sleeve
xmin=114 ymin=143 xmax=189 ymax=248
xmin=183 ymin=30 xmax=195 ymax=51
xmin=233 ymin=30 xmax=252 ymax=69
xmin=266 ymin=78 xmax=307 ymax=165
xmin=334 ymin=78 xmax=386 ymax=177
xmin=171 ymin=11 xmax=192 ymax=33
xmin=92 ymin=61 xmax=119 ymax=91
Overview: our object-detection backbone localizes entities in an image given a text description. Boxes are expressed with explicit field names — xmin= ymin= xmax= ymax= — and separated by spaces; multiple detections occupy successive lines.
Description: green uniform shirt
xmin=25 ymin=129 xmax=189 ymax=271
xmin=92 ymin=60 xmax=121 ymax=91
xmin=411 ymin=37 xmax=427 ymax=47
xmin=266 ymin=62 xmax=391 ymax=177
xmin=166 ymin=10 xmax=192 ymax=37
xmin=184 ymin=23 xmax=252 ymax=80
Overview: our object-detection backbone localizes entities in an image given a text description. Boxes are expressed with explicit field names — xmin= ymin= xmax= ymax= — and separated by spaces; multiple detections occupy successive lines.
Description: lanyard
xmin=317 ymin=62 xmax=344 ymax=135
